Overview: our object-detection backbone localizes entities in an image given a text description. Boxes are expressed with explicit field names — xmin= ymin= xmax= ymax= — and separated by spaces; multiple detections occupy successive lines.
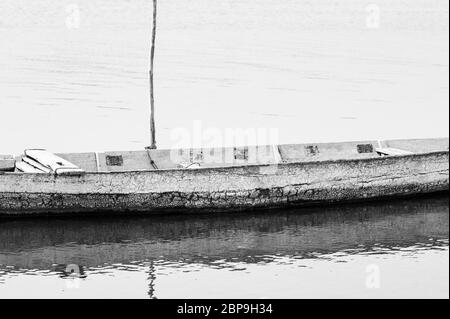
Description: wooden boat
xmin=0 ymin=3 xmax=447 ymax=217
xmin=0 ymin=137 xmax=448 ymax=216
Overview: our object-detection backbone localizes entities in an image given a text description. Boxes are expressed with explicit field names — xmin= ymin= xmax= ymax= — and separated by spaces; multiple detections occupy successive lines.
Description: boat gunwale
xmin=0 ymin=150 xmax=448 ymax=177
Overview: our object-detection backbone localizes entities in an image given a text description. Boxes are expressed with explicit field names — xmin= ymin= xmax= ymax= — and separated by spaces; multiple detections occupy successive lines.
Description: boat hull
xmin=0 ymin=151 xmax=448 ymax=216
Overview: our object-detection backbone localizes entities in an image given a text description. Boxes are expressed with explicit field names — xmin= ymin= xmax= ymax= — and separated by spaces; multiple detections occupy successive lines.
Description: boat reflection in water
xmin=0 ymin=195 xmax=448 ymax=298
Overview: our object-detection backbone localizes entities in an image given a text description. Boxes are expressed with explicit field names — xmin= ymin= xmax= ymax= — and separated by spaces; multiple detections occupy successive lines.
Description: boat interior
xmin=1 ymin=138 xmax=448 ymax=175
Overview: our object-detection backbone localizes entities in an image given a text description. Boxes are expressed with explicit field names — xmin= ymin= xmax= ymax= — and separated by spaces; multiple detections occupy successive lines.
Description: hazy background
xmin=0 ymin=0 xmax=448 ymax=154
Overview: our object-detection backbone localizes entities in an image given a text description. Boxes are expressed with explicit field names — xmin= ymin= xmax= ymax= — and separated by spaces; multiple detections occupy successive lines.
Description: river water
xmin=0 ymin=0 xmax=449 ymax=298
xmin=0 ymin=0 xmax=448 ymax=154
xmin=0 ymin=195 xmax=448 ymax=299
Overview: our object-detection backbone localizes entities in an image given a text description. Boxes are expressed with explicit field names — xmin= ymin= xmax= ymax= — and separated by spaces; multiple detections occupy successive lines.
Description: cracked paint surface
xmin=0 ymin=152 xmax=448 ymax=216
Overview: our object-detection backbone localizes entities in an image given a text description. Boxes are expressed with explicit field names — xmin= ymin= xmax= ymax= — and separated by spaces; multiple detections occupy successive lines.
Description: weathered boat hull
xmin=0 ymin=151 xmax=448 ymax=216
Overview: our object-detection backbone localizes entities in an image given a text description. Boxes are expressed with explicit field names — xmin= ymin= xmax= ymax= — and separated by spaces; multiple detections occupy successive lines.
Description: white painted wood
xmin=376 ymin=147 xmax=414 ymax=156
xmin=25 ymin=149 xmax=79 ymax=170
xmin=24 ymin=149 xmax=85 ymax=176
xmin=15 ymin=161 xmax=47 ymax=173
xmin=22 ymin=157 xmax=52 ymax=173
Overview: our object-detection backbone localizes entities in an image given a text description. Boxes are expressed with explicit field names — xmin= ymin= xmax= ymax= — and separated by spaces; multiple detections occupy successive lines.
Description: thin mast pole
xmin=148 ymin=0 xmax=157 ymax=149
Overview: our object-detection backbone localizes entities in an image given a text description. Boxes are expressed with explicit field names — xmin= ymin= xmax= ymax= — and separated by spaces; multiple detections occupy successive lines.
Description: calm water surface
xmin=0 ymin=196 xmax=448 ymax=298
xmin=0 ymin=0 xmax=448 ymax=154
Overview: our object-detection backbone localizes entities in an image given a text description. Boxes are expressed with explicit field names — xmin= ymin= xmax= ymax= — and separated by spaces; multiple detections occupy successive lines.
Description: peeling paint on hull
xmin=0 ymin=152 xmax=448 ymax=216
